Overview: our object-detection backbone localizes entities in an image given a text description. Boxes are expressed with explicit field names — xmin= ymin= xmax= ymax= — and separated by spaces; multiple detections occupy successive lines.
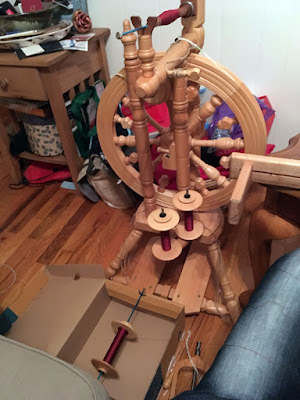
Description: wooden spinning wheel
xmin=96 ymin=0 xmax=268 ymax=323
xmin=98 ymin=57 xmax=266 ymax=211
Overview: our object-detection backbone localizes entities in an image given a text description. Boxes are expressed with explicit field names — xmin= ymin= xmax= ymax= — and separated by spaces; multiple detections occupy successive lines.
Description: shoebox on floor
xmin=7 ymin=265 xmax=184 ymax=400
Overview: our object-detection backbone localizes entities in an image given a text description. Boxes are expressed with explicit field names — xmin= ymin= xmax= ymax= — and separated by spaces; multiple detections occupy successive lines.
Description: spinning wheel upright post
xmin=97 ymin=0 xmax=267 ymax=324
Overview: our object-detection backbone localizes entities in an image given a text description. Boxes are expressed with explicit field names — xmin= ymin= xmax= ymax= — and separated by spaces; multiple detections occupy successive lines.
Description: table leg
xmin=41 ymin=69 xmax=83 ymax=186
xmin=0 ymin=117 xmax=21 ymax=183
xmin=99 ymin=37 xmax=110 ymax=84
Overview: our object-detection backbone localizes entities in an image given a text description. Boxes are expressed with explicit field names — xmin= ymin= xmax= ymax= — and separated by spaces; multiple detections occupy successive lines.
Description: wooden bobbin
xmin=173 ymin=190 xmax=204 ymax=241
xmin=91 ymin=359 xmax=119 ymax=379
xmin=91 ymin=321 xmax=137 ymax=379
xmin=111 ymin=320 xmax=137 ymax=340
xmin=147 ymin=208 xmax=182 ymax=261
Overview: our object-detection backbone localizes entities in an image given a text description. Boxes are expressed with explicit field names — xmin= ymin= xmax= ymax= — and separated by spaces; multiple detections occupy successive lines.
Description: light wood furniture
xmin=0 ymin=28 xmax=110 ymax=185
xmin=95 ymin=0 xmax=270 ymax=324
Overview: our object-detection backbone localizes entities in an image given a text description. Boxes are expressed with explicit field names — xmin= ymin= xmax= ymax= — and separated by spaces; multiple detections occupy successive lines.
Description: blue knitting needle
xmin=116 ymin=25 xmax=148 ymax=39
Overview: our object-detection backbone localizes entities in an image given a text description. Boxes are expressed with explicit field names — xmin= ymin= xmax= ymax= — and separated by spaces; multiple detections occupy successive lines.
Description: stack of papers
xmin=60 ymin=32 xmax=95 ymax=52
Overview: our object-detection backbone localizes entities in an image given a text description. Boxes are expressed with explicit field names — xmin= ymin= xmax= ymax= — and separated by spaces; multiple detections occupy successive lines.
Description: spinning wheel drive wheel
xmin=97 ymin=53 xmax=266 ymax=211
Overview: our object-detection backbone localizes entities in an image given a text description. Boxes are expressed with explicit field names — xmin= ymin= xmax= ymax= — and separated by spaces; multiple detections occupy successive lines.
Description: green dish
xmin=0 ymin=3 xmax=60 ymax=34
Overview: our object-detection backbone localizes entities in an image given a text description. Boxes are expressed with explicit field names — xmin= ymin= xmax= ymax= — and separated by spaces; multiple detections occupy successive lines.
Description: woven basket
xmin=22 ymin=114 xmax=63 ymax=156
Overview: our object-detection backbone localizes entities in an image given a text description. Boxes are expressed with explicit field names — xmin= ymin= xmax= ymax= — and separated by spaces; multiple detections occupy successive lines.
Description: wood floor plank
xmin=9 ymin=185 xmax=60 ymax=234
xmin=0 ymin=194 xmax=85 ymax=305
xmin=38 ymin=199 xmax=94 ymax=264
xmin=0 ymin=188 xmax=75 ymax=262
xmin=0 ymin=187 xmax=44 ymax=232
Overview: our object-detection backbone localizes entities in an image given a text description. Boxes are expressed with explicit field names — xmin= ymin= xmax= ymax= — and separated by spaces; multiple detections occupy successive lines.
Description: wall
xmin=88 ymin=0 xmax=300 ymax=150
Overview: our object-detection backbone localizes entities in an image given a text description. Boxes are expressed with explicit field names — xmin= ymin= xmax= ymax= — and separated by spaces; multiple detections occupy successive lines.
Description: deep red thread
xmin=103 ymin=328 xmax=128 ymax=365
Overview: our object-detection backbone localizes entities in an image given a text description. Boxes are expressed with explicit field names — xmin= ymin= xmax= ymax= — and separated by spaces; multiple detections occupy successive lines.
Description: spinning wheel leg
xmin=208 ymin=243 xmax=241 ymax=323
xmin=106 ymin=229 xmax=144 ymax=278
xmin=201 ymin=297 xmax=229 ymax=318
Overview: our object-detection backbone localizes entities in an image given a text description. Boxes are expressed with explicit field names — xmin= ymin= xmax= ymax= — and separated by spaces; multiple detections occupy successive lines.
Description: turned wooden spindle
xmin=157 ymin=175 xmax=169 ymax=193
xmin=167 ymin=67 xmax=201 ymax=81
xmin=207 ymin=243 xmax=241 ymax=323
xmin=115 ymin=135 xmax=160 ymax=147
xmin=138 ymin=33 xmax=155 ymax=80
xmin=123 ymin=152 xmax=138 ymax=165
xmin=190 ymin=150 xmax=229 ymax=188
xmin=114 ymin=135 xmax=136 ymax=147
xmin=122 ymin=96 xmax=131 ymax=107
xmin=217 ymin=116 xmax=238 ymax=130
xmin=113 ymin=114 xmax=133 ymax=129
xmin=121 ymin=19 xmax=156 ymax=215
xmin=145 ymin=111 xmax=169 ymax=135
xmin=190 ymin=137 xmax=245 ymax=151
xmin=187 ymin=84 xmax=200 ymax=104
xmin=195 ymin=177 xmax=209 ymax=196
xmin=157 ymin=146 xmax=170 ymax=154
xmin=173 ymin=76 xmax=190 ymax=190
xmin=106 ymin=229 xmax=143 ymax=278
xmin=198 ymin=95 xmax=222 ymax=122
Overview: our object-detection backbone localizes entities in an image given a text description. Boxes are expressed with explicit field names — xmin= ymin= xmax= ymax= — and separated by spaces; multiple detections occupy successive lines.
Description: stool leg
xmin=106 ymin=229 xmax=143 ymax=278
xmin=208 ymin=243 xmax=241 ymax=323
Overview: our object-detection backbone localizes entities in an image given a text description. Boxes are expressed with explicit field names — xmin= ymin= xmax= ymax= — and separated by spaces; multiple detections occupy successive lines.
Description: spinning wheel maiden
xmin=97 ymin=0 xmax=267 ymax=323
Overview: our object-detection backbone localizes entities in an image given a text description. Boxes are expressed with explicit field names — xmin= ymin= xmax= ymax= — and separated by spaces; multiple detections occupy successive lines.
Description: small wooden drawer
xmin=0 ymin=66 xmax=48 ymax=101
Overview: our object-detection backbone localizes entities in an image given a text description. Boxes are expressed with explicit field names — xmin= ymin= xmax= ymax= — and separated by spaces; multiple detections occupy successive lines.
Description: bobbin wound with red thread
xmin=147 ymin=208 xmax=182 ymax=261
xmin=173 ymin=190 xmax=204 ymax=241
xmin=91 ymin=320 xmax=137 ymax=379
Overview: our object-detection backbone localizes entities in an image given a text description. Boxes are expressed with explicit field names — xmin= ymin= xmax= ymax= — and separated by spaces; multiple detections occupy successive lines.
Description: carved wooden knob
xmin=220 ymin=156 xmax=231 ymax=169
xmin=158 ymin=174 xmax=169 ymax=193
xmin=124 ymin=152 xmax=138 ymax=165
xmin=0 ymin=78 xmax=8 ymax=91
xmin=113 ymin=114 xmax=133 ymax=129
xmin=217 ymin=117 xmax=238 ymax=130
xmin=122 ymin=96 xmax=131 ymax=107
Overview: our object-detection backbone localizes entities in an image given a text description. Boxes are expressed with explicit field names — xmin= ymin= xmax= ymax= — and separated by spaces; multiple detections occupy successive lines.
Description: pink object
xmin=185 ymin=211 xmax=194 ymax=232
xmin=158 ymin=9 xmax=181 ymax=26
xmin=103 ymin=327 xmax=128 ymax=365
xmin=161 ymin=230 xmax=171 ymax=251
xmin=21 ymin=0 xmax=43 ymax=13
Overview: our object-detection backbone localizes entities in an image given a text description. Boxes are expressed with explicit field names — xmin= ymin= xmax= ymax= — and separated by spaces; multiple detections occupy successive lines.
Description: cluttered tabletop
xmin=0 ymin=1 xmax=110 ymax=67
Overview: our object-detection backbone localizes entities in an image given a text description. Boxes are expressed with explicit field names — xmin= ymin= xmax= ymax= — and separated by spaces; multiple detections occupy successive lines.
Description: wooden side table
xmin=0 ymin=28 xmax=110 ymax=185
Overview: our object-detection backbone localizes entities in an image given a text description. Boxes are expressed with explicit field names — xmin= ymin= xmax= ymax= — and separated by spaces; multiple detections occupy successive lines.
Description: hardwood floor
xmin=0 ymin=160 xmax=298 ymax=398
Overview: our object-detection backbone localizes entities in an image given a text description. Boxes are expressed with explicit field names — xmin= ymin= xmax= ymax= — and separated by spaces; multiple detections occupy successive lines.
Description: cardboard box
xmin=8 ymin=265 xmax=184 ymax=400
